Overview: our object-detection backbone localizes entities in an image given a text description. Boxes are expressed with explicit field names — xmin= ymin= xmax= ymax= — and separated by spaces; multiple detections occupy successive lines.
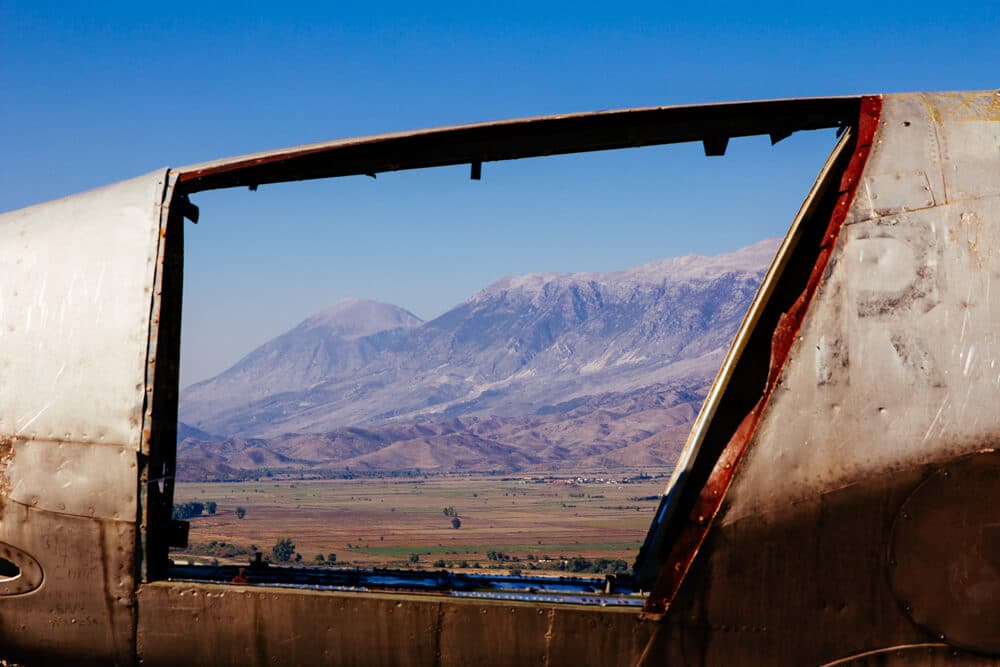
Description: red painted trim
xmin=642 ymin=95 xmax=883 ymax=617
xmin=177 ymin=144 xmax=344 ymax=183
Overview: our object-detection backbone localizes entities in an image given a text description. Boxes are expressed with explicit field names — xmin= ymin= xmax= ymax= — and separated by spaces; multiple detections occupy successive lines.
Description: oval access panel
xmin=889 ymin=450 xmax=1000 ymax=654
xmin=0 ymin=542 xmax=43 ymax=595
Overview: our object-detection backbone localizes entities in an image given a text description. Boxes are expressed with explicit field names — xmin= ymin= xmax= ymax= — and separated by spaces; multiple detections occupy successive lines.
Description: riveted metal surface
xmin=890 ymin=451 xmax=1000 ymax=655
xmin=438 ymin=600 xmax=549 ymax=665
xmin=4 ymin=438 xmax=138 ymax=520
xmin=136 ymin=581 xmax=657 ymax=667
xmin=137 ymin=583 xmax=441 ymax=666
xmin=849 ymin=93 xmax=947 ymax=222
xmin=849 ymin=91 xmax=1000 ymax=224
xmin=0 ymin=502 xmax=136 ymax=665
xmin=723 ymin=194 xmax=1000 ymax=525
xmin=724 ymin=93 xmax=1000 ymax=522
xmin=926 ymin=91 xmax=1000 ymax=203
xmin=0 ymin=171 xmax=165 ymax=665
xmin=0 ymin=171 xmax=167 ymax=449
xmin=661 ymin=465 xmax=933 ymax=664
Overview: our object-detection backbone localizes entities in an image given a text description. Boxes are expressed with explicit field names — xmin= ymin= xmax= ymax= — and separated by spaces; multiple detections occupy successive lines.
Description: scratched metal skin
xmin=0 ymin=172 xmax=168 ymax=664
xmin=136 ymin=582 xmax=660 ymax=667
xmin=659 ymin=92 xmax=1000 ymax=664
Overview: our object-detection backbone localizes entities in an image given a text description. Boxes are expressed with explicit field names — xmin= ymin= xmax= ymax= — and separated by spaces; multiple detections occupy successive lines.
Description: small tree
xmin=235 ymin=507 xmax=246 ymax=519
xmin=451 ymin=516 xmax=462 ymax=529
xmin=408 ymin=553 xmax=420 ymax=564
xmin=327 ymin=553 xmax=337 ymax=563
xmin=314 ymin=554 xmax=325 ymax=563
xmin=206 ymin=501 xmax=217 ymax=515
xmin=272 ymin=537 xmax=295 ymax=563
xmin=172 ymin=502 xmax=205 ymax=520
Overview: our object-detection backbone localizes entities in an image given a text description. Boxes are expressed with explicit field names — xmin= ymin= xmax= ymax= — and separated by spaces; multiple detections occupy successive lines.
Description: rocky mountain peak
xmin=298 ymin=297 xmax=423 ymax=338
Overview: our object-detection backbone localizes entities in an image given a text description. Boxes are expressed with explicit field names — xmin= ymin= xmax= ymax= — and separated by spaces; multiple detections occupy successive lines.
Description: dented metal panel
xmin=5 ymin=439 xmax=138 ymax=520
xmin=726 ymin=92 xmax=1000 ymax=519
xmin=0 ymin=172 xmax=167 ymax=449
xmin=136 ymin=582 xmax=659 ymax=667
xmin=0 ymin=171 xmax=167 ymax=665
xmin=649 ymin=91 xmax=1000 ymax=663
xmin=890 ymin=451 xmax=1000 ymax=655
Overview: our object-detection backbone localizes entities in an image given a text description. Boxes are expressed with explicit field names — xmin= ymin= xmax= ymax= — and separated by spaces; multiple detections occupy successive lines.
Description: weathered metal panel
xmin=726 ymin=92 xmax=1000 ymax=517
xmin=724 ymin=197 xmax=1000 ymax=522
xmin=929 ymin=91 xmax=1000 ymax=203
xmin=889 ymin=451 xmax=1000 ymax=655
xmin=653 ymin=91 xmax=1000 ymax=662
xmin=137 ymin=584 xmax=440 ymax=666
xmin=136 ymin=582 xmax=658 ymax=667
xmin=5 ymin=439 xmax=138 ymax=520
xmin=0 ymin=171 xmax=167 ymax=449
xmin=0 ymin=172 xmax=166 ymax=665
xmin=0 ymin=501 xmax=137 ymax=665
xmin=663 ymin=463 xmax=930 ymax=664
xmin=849 ymin=93 xmax=947 ymax=221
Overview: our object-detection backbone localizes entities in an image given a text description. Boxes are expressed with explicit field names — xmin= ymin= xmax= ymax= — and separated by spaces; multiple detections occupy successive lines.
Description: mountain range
xmin=177 ymin=239 xmax=777 ymax=480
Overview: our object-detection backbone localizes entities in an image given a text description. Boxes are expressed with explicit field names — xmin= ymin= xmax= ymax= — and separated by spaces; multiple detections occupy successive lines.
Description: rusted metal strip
xmin=641 ymin=95 xmax=883 ymax=618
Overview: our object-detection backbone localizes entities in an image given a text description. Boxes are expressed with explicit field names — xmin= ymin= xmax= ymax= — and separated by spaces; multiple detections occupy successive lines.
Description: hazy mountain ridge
xmin=178 ymin=383 xmax=704 ymax=480
xmin=182 ymin=299 xmax=423 ymax=416
xmin=177 ymin=239 xmax=776 ymax=479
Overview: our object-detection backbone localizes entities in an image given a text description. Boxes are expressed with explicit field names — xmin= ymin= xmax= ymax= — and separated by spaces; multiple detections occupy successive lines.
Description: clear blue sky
xmin=2 ymin=2 xmax=998 ymax=384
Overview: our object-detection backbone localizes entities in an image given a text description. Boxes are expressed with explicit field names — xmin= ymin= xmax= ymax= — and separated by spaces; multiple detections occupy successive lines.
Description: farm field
xmin=172 ymin=469 xmax=670 ymax=573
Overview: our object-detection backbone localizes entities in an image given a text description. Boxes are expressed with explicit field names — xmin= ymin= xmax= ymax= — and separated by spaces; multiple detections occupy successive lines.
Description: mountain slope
xmin=179 ymin=239 xmax=776 ymax=444
xmin=181 ymin=298 xmax=422 ymax=428
xmin=177 ymin=382 xmax=704 ymax=480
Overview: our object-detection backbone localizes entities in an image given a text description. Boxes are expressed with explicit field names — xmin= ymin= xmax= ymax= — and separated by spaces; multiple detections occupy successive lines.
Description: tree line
xmin=172 ymin=502 xmax=247 ymax=520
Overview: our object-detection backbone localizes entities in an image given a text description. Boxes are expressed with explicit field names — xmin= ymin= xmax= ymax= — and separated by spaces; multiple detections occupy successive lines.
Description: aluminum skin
xmin=0 ymin=171 xmax=169 ymax=664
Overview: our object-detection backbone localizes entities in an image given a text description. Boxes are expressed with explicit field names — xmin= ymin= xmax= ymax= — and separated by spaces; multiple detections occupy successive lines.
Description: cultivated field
xmin=172 ymin=470 xmax=670 ymax=572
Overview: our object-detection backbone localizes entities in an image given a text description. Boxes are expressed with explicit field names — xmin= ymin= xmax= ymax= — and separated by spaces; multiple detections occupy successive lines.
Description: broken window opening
xmin=142 ymin=100 xmax=860 ymax=604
